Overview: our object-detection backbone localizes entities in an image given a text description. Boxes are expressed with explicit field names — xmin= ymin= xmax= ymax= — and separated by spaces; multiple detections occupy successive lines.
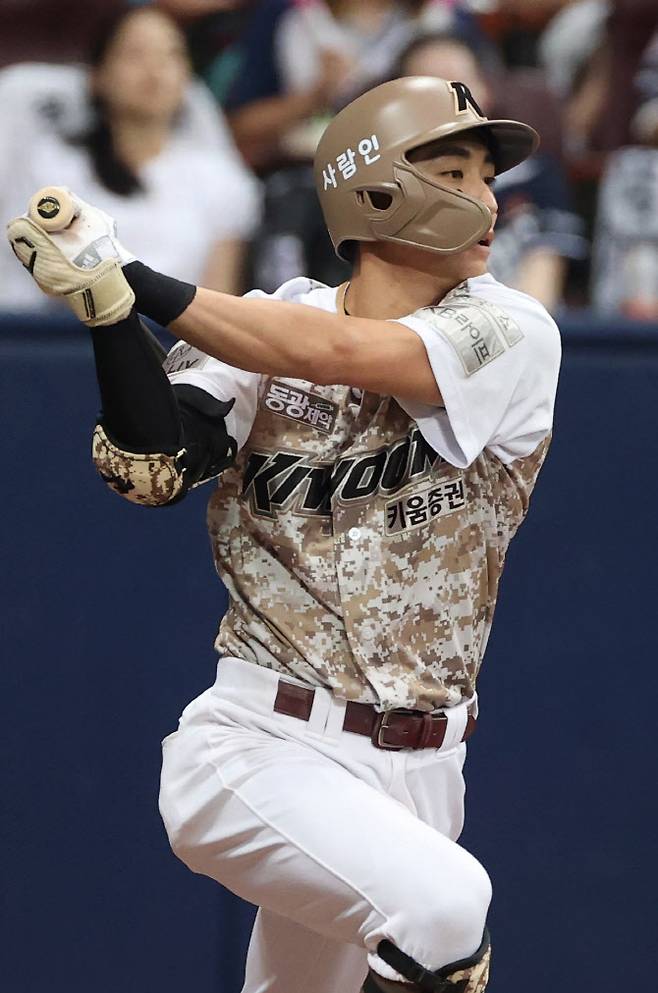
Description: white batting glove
xmin=6 ymin=186 xmax=136 ymax=327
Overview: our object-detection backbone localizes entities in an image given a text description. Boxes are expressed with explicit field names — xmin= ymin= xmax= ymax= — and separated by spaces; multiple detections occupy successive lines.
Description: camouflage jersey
xmin=164 ymin=274 xmax=561 ymax=711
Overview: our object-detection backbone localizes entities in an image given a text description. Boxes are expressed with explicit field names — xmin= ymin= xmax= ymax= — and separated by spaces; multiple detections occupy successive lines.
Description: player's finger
xmin=6 ymin=216 xmax=40 ymax=270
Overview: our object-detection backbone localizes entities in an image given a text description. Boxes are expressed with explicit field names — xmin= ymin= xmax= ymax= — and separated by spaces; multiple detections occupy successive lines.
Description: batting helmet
xmin=314 ymin=76 xmax=539 ymax=260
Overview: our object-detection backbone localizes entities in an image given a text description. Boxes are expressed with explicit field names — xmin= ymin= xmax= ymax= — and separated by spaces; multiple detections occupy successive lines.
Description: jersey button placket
xmin=335 ymin=516 xmax=385 ymax=669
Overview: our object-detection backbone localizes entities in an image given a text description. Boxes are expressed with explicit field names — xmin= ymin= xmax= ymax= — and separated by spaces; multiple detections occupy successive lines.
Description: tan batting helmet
xmin=314 ymin=76 xmax=539 ymax=260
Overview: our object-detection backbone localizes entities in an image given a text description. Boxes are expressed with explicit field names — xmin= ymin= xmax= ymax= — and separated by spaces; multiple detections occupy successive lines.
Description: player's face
xmin=93 ymin=9 xmax=191 ymax=124
xmin=409 ymin=136 xmax=498 ymax=280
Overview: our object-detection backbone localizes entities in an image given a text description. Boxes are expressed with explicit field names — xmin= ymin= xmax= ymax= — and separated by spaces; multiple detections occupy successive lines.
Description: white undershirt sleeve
xmin=163 ymin=343 xmax=261 ymax=452
xmin=162 ymin=281 xmax=325 ymax=452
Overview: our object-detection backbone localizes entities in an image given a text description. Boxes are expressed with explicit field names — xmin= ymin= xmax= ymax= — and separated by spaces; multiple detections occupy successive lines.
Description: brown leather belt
xmin=273 ymin=680 xmax=476 ymax=751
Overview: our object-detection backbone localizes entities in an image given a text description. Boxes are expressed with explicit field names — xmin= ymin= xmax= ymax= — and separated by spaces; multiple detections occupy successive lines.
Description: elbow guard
xmin=91 ymin=423 xmax=187 ymax=507
xmin=91 ymin=386 xmax=237 ymax=507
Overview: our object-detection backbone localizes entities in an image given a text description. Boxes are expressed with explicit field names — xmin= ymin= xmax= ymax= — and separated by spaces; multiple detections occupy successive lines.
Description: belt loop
xmin=324 ymin=695 xmax=347 ymax=740
xmin=441 ymin=701 xmax=468 ymax=751
xmin=418 ymin=713 xmax=434 ymax=750
xmin=305 ymin=685 xmax=332 ymax=737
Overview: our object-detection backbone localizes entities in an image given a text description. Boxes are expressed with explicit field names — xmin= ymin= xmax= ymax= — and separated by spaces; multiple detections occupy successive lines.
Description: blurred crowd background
xmin=1 ymin=0 xmax=657 ymax=320
xmin=2 ymin=7 xmax=657 ymax=993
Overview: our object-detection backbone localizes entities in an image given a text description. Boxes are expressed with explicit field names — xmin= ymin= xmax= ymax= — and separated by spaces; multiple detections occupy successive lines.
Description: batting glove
xmin=6 ymin=186 xmax=136 ymax=327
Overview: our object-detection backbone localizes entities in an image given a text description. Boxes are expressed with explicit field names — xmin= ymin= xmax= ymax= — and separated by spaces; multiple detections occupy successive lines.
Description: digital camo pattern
xmin=444 ymin=943 xmax=490 ymax=993
xmin=91 ymin=423 xmax=186 ymax=507
xmin=206 ymin=346 xmax=550 ymax=711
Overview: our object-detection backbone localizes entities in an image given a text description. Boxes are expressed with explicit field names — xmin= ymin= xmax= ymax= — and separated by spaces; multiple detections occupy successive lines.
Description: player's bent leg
xmin=162 ymin=752 xmax=490 ymax=980
xmin=362 ymin=929 xmax=490 ymax=993
xmin=159 ymin=683 xmax=491 ymax=984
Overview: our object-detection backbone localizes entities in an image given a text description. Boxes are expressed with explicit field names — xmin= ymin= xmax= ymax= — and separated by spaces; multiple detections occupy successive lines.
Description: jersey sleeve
xmin=395 ymin=285 xmax=561 ymax=467
xmin=163 ymin=343 xmax=261 ymax=451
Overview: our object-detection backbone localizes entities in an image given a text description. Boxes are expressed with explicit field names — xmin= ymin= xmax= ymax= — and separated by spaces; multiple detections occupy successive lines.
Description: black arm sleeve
xmin=90 ymin=309 xmax=180 ymax=452
xmin=122 ymin=260 xmax=196 ymax=327
xmin=90 ymin=308 xmax=236 ymax=493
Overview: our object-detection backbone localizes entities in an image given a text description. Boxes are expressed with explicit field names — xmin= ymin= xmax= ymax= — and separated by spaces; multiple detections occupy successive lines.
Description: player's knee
xmin=446 ymin=855 xmax=491 ymax=938
xmin=432 ymin=888 xmax=490 ymax=966
xmin=432 ymin=858 xmax=491 ymax=961
xmin=400 ymin=852 xmax=491 ymax=966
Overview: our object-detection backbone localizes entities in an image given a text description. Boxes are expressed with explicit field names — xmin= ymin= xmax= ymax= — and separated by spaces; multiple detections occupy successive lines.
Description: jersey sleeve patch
xmin=421 ymin=298 xmax=523 ymax=376
xmin=163 ymin=342 xmax=211 ymax=375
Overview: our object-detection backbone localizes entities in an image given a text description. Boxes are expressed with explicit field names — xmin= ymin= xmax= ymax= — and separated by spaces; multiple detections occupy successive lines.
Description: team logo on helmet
xmin=449 ymin=81 xmax=486 ymax=119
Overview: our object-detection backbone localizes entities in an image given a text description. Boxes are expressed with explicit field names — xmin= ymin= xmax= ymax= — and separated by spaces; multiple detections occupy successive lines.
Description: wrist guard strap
xmin=123 ymin=260 xmax=196 ymax=327
xmin=66 ymin=260 xmax=135 ymax=327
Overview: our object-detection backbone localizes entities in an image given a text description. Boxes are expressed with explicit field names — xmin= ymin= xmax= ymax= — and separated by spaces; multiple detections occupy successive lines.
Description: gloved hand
xmin=6 ymin=186 xmax=135 ymax=326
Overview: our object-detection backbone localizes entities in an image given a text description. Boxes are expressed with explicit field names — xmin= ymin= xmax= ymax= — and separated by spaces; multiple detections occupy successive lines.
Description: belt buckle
xmin=372 ymin=710 xmax=405 ymax=750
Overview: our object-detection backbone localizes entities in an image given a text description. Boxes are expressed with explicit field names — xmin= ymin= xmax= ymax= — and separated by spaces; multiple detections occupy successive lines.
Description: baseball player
xmin=7 ymin=77 xmax=560 ymax=993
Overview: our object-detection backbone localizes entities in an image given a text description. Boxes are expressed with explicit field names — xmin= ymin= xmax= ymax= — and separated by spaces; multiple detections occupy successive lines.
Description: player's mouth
xmin=477 ymin=232 xmax=494 ymax=248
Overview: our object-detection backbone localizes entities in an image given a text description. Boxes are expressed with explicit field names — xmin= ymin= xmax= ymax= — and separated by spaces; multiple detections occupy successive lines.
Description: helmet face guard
xmin=358 ymin=161 xmax=493 ymax=255
xmin=314 ymin=76 xmax=539 ymax=260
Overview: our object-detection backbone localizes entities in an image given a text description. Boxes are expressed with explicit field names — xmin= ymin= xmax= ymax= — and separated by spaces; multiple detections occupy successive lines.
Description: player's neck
xmin=345 ymin=245 xmax=471 ymax=320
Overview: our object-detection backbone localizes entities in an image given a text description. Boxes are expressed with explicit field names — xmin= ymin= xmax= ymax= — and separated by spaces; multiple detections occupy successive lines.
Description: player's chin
xmin=458 ymin=244 xmax=490 ymax=278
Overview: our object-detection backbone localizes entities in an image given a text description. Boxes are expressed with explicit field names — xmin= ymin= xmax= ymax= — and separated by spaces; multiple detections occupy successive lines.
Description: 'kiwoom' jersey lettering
xmin=243 ymin=426 xmax=444 ymax=518
xmin=164 ymin=275 xmax=561 ymax=711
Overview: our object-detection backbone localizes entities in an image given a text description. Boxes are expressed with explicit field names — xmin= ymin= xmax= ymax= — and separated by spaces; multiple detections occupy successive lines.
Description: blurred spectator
xmin=590 ymin=28 xmax=658 ymax=319
xmin=157 ymin=0 xmax=247 ymax=10
xmin=230 ymin=1 xmax=420 ymax=169
xmin=538 ymin=0 xmax=658 ymax=159
xmin=152 ymin=0 xmax=254 ymax=103
xmin=0 ymin=3 xmax=260 ymax=311
xmin=590 ymin=147 xmax=658 ymax=318
xmin=226 ymin=1 xmax=472 ymax=170
xmin=538 ymin=0 xmax=610 ymax=102
xmin=225 ymin=0 xmax=474 ymax=290
xmin=473 ymin=0 xmax=573 ymax=69
xmin=0 ymin=0 xmax=123 ymax=68
xmin=631 ymin=28 xmax=658 ymax=145
xmin=589 ymin=0 xmax=658 ymax=154
xmin=397 ymin=31 xmax=587 ymax=311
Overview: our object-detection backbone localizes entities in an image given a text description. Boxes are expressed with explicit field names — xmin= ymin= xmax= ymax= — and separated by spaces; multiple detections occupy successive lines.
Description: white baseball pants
xmin=159 ymin=657 xmax=491 ymax=993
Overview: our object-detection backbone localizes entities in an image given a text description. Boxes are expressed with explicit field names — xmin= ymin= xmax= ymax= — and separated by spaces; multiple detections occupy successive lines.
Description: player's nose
xmin=481 ymin=182 xmax=498 ymax=219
